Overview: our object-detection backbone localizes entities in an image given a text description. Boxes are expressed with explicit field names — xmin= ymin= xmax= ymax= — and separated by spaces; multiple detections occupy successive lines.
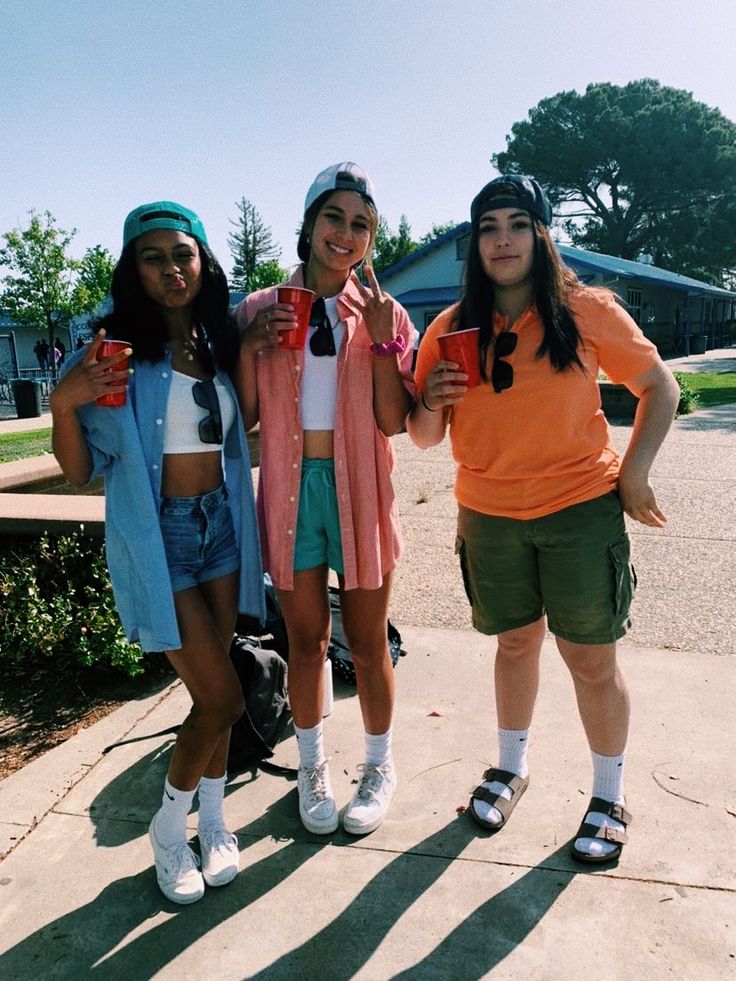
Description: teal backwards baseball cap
xmin=122 ymin=201 xmax=208 ymax=248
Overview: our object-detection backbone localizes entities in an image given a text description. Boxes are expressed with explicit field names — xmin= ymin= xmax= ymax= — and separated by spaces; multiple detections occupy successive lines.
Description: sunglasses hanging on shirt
xmin=309 ymin=297 xmax=336 ymax=357
xmin=192 ymin=378 xmax=223 ymax=444
xmin=491 ymin=331 xmax=518 ymax=393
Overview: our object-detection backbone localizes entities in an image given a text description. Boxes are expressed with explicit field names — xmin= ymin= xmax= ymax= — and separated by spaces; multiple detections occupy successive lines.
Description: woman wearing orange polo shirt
xmin=408 ymin=175 xmax=679 ymax=863
xmin=235 ymin=163 xmax=415 ymax=837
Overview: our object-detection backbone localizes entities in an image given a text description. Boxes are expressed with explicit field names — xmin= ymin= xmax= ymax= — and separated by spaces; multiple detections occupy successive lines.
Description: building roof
xmin=379 ymin=223 xmax=736 ymax=301
xmin=391 ymin=287 xmax=460 ymax=308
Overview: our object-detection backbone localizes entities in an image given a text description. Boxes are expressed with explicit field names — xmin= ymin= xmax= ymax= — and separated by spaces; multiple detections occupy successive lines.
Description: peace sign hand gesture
xmin=351 ymin=265 xmax=397 ymax=347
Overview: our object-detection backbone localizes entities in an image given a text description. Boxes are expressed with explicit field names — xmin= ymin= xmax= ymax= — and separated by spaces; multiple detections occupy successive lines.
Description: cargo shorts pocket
xmin=608 ymin=537 xmax=637 ymax=619
xmin=455 ymin=535 xmax=474 ymax=608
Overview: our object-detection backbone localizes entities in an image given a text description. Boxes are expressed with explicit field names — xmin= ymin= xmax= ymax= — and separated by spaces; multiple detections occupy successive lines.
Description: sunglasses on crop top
xmin=192 ymin=378 xmax=223 ymax=444
xmin=309 ymin=297 xmax=336 ymax=357
xmin=491 ymin=331 xmax=517 ymax=393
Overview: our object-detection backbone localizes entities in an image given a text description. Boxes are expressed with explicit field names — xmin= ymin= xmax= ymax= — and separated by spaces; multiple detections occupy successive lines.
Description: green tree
xmin=493 ymin=78 xmax=736 ymax=284
xmin=419 ymin=222 xmax=458 ymax=246
xmin=372 ymin=214 xmax=418 ymax=273
xmin=71 ymin=245 xmax=115 ymax=315
xmin=228 ymin=198 xmax=281 ymax=291
xmin=247 ymin=258 xmax=289 ymax=291
xmin=0 ymin=210 xmax=78 ymax=360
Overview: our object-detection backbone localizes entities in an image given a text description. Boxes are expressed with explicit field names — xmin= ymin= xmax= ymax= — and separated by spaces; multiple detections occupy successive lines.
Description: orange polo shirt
xmin=235 ymin=269 xmax=416 ymax=591
xmin=414 ymin=288 xmax=661 ymax=520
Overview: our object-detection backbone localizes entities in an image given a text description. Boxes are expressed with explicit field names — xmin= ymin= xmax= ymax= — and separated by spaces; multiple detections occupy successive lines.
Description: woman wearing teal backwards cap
xmin=235 ymin=163 xmax=416 ymax=837
xmin=50 ymin=202 xmax=264 ymax=904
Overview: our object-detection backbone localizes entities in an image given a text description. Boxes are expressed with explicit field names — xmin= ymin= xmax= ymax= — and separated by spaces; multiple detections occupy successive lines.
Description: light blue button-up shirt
xmin=66 ymin=349 xmax=265 ymax=651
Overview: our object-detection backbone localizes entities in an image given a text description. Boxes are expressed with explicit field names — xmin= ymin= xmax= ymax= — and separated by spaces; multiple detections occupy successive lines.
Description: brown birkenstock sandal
xmin=570 ymin=796 xmax=632 ymax=864
xmin=468 ymin=767 xmax=529 ymax=832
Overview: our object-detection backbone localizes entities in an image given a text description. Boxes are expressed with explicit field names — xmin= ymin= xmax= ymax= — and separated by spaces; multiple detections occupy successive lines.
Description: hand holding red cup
xmin=95 ymin=339 xmax=132 ymax=407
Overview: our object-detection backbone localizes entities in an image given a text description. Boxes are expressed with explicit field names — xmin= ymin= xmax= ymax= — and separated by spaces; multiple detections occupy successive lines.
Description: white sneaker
xmin=199 ymin=827 xmax=240 ymax=887
xmin=343 ymin=762 xmax=397 ymax=836
xmin=148 ymin=817 xmax=205 ymax=904
xmin=298 ymin=760 xmax=338 ymax=834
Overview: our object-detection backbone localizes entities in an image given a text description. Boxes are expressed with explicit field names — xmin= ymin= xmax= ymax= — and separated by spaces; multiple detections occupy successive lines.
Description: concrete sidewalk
xmin=0 ymin=627 xmax=734 ymax=980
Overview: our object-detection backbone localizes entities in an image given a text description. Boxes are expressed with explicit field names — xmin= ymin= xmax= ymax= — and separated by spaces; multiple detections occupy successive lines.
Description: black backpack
xmin=326 ymin=586 xmax=406 ymax=686
xmin=227 ymin=636 xmax=292 ymax=775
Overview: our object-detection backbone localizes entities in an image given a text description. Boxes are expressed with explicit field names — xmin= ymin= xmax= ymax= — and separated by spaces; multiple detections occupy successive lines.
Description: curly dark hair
xmin=456 ymin=218 xmax=584 ymax=380
xmin=96 ymin=239 xmax=238 ymax=373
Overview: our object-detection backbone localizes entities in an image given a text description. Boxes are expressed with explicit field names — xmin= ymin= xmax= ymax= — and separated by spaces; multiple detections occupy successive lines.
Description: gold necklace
xmin=171 ymin=331 xmax=198 ymax=362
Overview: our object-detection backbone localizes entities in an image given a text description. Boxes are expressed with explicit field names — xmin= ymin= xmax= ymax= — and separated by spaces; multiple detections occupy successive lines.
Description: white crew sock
xmin=295 ymin=721 xmax=326 ymax=770
xmin=365 ymin=729 xmax=393 ymax=768
xmin=153 ymin=777 xmax=196 ymax=848
xmin=473 ymin=728 xmax=530 ymax=826
xmin=197 ymin=774 xmax=227 ymax=832
xmin=575 ymin=750 xmax=626 ymax=859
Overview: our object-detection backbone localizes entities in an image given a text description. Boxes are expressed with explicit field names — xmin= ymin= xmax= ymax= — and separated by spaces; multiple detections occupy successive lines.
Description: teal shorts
xmin=456 ymin=492 xmax=636 ymax=645
xmin=294 ymin=458 xmax=345 ymax=575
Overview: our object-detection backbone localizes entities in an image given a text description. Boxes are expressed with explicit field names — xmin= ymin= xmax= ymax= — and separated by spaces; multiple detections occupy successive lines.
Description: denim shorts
xmin=293 ymin=458 xmax=345 ymax=575
xmin=456 ymin=492 xmax=636 ymax=644
xmin=159 ymin=484 xmax=240 ymax=593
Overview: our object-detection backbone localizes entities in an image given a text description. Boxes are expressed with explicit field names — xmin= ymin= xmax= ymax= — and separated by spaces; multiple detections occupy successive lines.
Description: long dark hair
xmin=96 ymin=239 xmax=238 ymax=372
xmin=456 ymin=219 xmax=584 ymax=379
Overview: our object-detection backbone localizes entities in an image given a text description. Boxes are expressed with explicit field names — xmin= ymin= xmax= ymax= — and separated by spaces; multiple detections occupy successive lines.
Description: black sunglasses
xmin=491 ymin=331 xmax=518 ymax=393
xmin=192 ymin=379 xmax=223 ymax=444
xmin=309 ymin=297 xmax=336 ymax=357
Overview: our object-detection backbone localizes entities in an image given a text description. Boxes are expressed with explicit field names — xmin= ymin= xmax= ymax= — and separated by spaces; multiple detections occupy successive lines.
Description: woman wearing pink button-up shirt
xmin=235 ymin=163 xmax=416 ymax=838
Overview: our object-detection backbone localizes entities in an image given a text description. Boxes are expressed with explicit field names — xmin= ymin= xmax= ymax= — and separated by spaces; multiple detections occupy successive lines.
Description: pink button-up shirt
xmin=235 ymin=270 xmax=416 ymax=591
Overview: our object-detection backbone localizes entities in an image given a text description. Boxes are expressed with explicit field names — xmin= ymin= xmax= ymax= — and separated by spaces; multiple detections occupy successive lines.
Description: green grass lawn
xmin=0 ymin=428 xmax=53 ymax=463
xmin=678 ymin=371 xmax=736 ymax=408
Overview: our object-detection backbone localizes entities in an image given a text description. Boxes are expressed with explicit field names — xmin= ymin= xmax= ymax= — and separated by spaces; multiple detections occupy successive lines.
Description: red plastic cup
xmin=437 ymin=328 xmax=481 ymax=388
xmin=276 ymin=286 xmax=315 ymax=350
xmin=96 ymin=339 xmax=131 ymax=407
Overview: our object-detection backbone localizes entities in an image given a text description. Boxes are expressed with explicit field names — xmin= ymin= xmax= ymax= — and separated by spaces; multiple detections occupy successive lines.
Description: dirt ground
xmin=0 ymin=666 xmax=170 ymax=781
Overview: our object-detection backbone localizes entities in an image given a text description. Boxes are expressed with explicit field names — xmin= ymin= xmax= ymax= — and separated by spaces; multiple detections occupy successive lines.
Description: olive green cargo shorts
xmin=456 ymin=492 xmax=636 ymax=644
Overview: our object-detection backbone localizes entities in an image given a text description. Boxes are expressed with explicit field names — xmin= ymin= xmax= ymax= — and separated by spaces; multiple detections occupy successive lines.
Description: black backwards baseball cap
xmin=122 ymin=201 xmax=208 ymax=248
xmin=470 ymin=175 xmax=552 ymax=227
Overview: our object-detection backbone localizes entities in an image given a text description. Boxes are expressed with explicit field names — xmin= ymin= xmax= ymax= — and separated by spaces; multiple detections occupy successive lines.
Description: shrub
xmin=0 ymin=532 xmax=148 ymax=679
xmin=673 ymin=371 xmax=700 ymax=416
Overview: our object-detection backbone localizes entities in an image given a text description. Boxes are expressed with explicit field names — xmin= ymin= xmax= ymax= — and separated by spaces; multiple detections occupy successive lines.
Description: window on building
xmin=456 ymin=236 xmax=469 ymax=261
xmin=627 ymin=288 xmax=642 ymax=325
xmin=424 ymin=311 xmax=443 ymax=330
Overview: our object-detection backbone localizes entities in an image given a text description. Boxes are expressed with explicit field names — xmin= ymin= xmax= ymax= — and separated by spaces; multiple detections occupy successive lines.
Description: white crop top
xmin=301 ymin=295 xmax=346 ymax=431
xmin=163 ymin=370 xmax=236 ymax=454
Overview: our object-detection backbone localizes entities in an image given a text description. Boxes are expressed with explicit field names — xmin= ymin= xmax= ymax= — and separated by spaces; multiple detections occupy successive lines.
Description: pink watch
xmin=369 ymin=334 xmax=406 ymax=358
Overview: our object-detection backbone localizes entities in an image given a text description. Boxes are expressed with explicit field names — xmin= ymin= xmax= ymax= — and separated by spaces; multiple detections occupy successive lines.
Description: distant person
xmin=235 ymin=163 xmax=416 ymax=836
xmin=50 ymin=201 xmax=264 ymax=904
xmin=54 ymin=337 xmax=66 ymax=365
xmin=408 ymin=175 xmax=679 ymax=863
xmin=34 ymin=339 xmax=49 ymax=371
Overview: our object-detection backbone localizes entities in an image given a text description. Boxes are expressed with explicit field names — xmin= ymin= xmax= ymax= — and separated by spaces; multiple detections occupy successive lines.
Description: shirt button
xmin=293 ymin=434 xmax=298 ymax=440
xmin=161 ymin=371 xmax=168 ymax=378
xmin=156 ymin=418 xmax=163 ymax=426
xmin=292 ymin=462 xmax=298 ymax=469
xmin=287 ymin=529 xmax=293 ymax=535
xmin=152 ymin=464 xmax=159 ymax=471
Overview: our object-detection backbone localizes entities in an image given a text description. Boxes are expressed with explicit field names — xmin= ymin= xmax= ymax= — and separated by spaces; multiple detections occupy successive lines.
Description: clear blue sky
xmin=2 ymin=0 xmax=735 ymax=278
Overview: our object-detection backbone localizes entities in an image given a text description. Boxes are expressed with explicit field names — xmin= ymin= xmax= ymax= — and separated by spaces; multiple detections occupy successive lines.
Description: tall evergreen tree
xmin=228 ymin=198 xmax=281 ymax=291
